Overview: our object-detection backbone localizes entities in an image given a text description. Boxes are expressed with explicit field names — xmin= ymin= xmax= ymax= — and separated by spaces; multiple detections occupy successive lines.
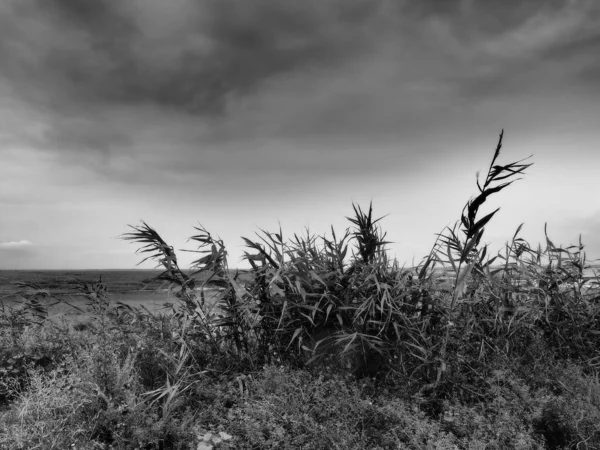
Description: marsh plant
xmin=1 ymin=131 xmax=599 ymax=449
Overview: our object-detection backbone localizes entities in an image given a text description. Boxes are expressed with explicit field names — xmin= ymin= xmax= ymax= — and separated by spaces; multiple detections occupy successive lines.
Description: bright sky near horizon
xmin=0 ymin=0 xmax=599 ymax=270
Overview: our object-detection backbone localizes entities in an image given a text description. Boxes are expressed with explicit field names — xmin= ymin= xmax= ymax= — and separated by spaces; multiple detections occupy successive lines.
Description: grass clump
xmin=1 ymin=130 xmax=599 ymax=448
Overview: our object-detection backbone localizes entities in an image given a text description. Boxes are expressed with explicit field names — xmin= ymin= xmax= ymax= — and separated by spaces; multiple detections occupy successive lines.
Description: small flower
xmin=218 ymin=432 xmax=232 ymax=440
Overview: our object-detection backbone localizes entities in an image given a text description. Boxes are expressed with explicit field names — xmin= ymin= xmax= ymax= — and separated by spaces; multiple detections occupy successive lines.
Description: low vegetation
xmin=1 ymin=131 xmax=599 ymax=449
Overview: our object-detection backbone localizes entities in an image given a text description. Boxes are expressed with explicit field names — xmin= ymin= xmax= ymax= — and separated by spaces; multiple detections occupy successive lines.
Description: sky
xmin=0 ymin=0 xmax=599 ymax=270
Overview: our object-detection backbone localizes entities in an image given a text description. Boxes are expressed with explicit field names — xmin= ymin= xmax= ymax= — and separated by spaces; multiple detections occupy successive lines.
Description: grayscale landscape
xmin=1 ymin=1 xmax=599 ymax=449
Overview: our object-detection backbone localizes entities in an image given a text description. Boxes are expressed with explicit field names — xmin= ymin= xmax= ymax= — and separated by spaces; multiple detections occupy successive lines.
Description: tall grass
xmin=118 ymin=132 xmax=599 ymax=379
xmin=1 ymin=131 xmax=599 ymax=448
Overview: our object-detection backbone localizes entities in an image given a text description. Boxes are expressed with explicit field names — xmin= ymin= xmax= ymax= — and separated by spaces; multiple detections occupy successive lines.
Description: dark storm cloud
xmin=424 ymin=0 xmax=600 ymax=101
xmin=1 ymin=0 xmax=136 ymax=109
xmin=0 ymin=0 xmax=599 ymax=161
xmin=0 ymin=0 xmax=396 ymax=157
xmin=0 ymin=0 xmax=382 ymax=115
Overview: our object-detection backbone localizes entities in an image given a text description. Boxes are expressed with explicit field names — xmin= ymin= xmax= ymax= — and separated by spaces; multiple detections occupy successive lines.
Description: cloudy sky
xmin=0 ymin=0 xmax=599 ymax=270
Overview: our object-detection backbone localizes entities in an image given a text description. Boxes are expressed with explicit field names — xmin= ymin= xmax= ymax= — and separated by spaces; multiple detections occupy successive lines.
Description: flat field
xmin=1 ymin=269 xmax=175 ymax=296
xmin=0 ymin=269 xmax=230 ymax=325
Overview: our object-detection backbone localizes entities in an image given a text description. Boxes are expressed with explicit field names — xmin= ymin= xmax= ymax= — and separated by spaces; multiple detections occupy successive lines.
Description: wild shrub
xmin=532 ymin=362 xmax=600 ymax=449
xmin=0 ymin=285 xmax=72 ymax=404
xmin=119 ymin=131 xmax=542 ymax=388
xmin=193 ymin=364 xmax=462 ymax=450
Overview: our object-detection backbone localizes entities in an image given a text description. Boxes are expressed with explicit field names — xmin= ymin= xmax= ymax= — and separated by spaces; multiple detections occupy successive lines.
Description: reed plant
xmin=1 ymin=131 xmax=599 ymax=448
